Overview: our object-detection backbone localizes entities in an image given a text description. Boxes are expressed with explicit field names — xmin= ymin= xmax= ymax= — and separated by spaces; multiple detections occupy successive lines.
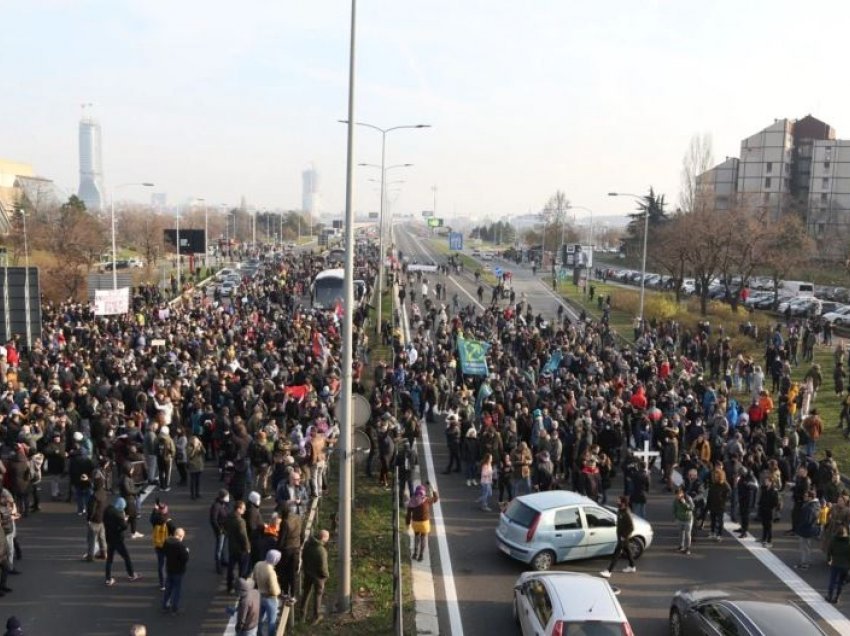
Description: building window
xmin=766 ymin=162 xmax=773 ymax=173
xmin=823 ymin=177 xmax=829 ymax=188
xmin=764 ymin=177 xmax=772 ymax=189
xmin=821 ymin=193 xmax=829 ymax=203
xmin=818 ymin=223 xmax=825 ymax=235
xmin=825 ymin=161 xmax=831 ymax=170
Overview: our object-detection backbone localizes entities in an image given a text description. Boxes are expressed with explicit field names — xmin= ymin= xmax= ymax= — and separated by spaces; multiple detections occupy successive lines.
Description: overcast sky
xmin=4 ymin=0 xmax=850 ymax=222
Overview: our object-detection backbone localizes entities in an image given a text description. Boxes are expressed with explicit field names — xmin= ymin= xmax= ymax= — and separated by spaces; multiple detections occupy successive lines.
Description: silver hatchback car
xmin=496 ymin=491 xmax=654 ymax=571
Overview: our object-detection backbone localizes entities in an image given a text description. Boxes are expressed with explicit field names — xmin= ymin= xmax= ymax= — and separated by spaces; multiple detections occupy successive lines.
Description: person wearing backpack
xmin=795 ymin=489 xmax=822 ymax=570
xmin=149 ymin=500 xmax=175 ymax=591
xmin=156 ymin=427 xmax=176 ymax=492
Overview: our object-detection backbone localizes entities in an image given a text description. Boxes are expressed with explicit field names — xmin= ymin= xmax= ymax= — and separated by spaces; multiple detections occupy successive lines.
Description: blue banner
xmin=542 ymin=350 xmax=563 ymax=374
xmin=457 ymin=336 xmax=490 ymax=376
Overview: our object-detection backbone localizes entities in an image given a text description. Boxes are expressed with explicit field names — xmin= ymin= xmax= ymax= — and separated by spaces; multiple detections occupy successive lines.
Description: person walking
xmin=406 ymin=483 xmax=439 ymax=561
xmin=83 ymin=475 xmax=108 ymax=562
xmin=252 ymin=549 xmax=282 ymax=636
xmin=119 ymin=464 xmax=143 ymax=539
xmin=209 ymin=489 xmax=230 ymax=574
xmin=276 ymin=502 xmax=302 ymax=599
xmin=673 ymin=486 xmax=694 ymax=555
xmin=796 ymin=489 xmax=822 ymax=570
xmin=0 ymin=521 xmax=11 ymax=598
xmin=300 ymin=529 xmax=330 ymax=625
xmin=187 ymin=436 xmax=205 ymax=500
xmin=476 ymin=453 xmax=494 ymax=511
xmin=599 ymin=497 xmax=636 ymax=578
xmin=103 ymin=497 xmax=141 ymax=586
xmin=758 ymin=476 xmax=780 ymax=548
xmin=736 ymin=468 xmax=758 ymax=538
xmin=707 ymin=468 xmax=732 ymax=542
xmin=230 ymin=577 xmax=260 ymax=636
xmin=156 ymin=426 xmax=176 ymax=492
xmin=162 ymin=527 xmax=189 ymax=614
xmin=826 ymin=526 xmax=850 ymax=603
xmin=150 ymin=501 xmax=175 ymax=591
xmin=225 ymin=500 xmax=251 ymax=594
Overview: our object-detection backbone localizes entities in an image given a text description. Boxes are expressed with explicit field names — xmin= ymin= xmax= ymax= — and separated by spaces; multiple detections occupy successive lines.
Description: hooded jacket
xmin=235 ymin=578 xmax=260 ymax=632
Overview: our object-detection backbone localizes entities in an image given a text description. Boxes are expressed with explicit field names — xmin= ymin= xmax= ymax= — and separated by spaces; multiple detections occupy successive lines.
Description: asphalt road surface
xmin=394 ymin=224 xmax=850 ymax=636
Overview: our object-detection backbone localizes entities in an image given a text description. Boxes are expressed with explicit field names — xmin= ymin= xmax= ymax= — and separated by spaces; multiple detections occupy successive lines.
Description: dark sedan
xmin=669 ymin=589 xmax=825 ymax=636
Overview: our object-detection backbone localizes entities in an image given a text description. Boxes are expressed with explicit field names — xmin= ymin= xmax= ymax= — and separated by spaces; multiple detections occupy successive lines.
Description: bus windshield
xmin=312 ymin=276 xmax=344 ymax=309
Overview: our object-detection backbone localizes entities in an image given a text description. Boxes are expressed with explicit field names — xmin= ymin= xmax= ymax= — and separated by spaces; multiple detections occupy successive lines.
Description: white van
xmin=779 ymin=280 xmax=815 ymax=299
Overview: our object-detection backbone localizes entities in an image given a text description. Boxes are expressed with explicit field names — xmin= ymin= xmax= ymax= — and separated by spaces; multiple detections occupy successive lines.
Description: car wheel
xmin=669 ymin=607 xmax=683 ymax=636
xmin=628 ymin=537 xmax=645 ymax=560
xmin=531 ymin=550 xmax=555 ymax=571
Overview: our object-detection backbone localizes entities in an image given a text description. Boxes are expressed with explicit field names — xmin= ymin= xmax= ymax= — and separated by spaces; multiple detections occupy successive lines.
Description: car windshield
xmin=313 ymin=277 xmax=343 ymax=309
xmin=504 ymin=500 xmax=537 ymax=528
xmin=562 ymin=623 xmax=625 ymax=636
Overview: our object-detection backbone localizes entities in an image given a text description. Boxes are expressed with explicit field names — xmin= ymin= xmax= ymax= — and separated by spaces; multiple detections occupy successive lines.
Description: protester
xmin=252 ymin=549 xmax=282 ymax=636
xmin=406 ymin=483 xmax=439 ymax=561
xmin=150 ymin=500 xmax=176 ymax=591
xmin=162 ymin=527 xmax=189 ymax=614
xmin=103 ymin=497 xmax=140 ymax=586
xmin=301 ymin=529 xmax=330 ymax=625
xmin=599 ymin=497 xmax=636 ymax=578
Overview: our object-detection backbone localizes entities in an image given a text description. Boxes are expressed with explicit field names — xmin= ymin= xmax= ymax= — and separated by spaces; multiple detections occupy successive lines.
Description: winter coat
xmin=829 ymin=535 xmax=850 ymax=570
xmin=302 ymin=535 xmax=329 ymax=579
xmin=103 ymin=505 xmax=128 ymax=544
xmin=235 ymin=577 xmax=260 ymax=632
xmin=797 ymin=499 xmax=822 ymax=539
xmin=673 ymin=495 xmax=695 ymax=523
xmin=707 ymin=480 xmax=732 ymax=514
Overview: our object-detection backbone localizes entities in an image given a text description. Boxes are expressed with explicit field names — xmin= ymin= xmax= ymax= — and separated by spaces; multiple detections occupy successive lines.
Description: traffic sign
xmin=427 ymin=217 xmax=443 ymax=228
xmin=422 ymin=210 xmax=434 ymax=218
xmin=449 ymin=232 xmax=463 ymax=251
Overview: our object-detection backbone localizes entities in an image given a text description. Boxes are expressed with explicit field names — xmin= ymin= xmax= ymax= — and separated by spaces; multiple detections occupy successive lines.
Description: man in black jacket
xmin=162 ymin=527 xmax=189 ymax=614
xmin=103 ymin=497 xmax=141 ymax=586
xmin=225 ymin=500 xmax=250 ymax=594
xmin=83 ymin=475 xmax=108 ymax=561
xmin=599 ymin=496 xmax=636 ymax=579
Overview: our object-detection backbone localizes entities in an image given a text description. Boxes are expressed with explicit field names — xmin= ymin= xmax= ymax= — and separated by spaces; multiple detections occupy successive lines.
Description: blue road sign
xmin=449 ymin=232 xmax=463 ymax=251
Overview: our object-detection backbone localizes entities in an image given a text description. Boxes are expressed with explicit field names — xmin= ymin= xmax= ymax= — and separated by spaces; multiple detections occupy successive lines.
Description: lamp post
xmin=110 ymin=182 xmax=154 ymax=289
xmin=608 ymin=192 xmax=647 ymax=321
xmin=341 ymin=118 xmax=429 ymax=335
xmin=357 ymin=160 xmax=415 ymax=334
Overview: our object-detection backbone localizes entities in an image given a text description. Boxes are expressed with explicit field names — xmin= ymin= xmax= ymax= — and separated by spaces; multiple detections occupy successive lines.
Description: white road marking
xmin=725 ymin=519 xmax=850 ymax=634
xmin=404 ymin=232 xmax=485 ymax=311
xmin=401 ymin=294 xmax=465 ymax=636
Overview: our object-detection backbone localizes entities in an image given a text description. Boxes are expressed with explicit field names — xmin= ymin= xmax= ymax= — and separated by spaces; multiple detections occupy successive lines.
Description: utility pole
xmin=337 ymin=0 xmax=357 ymax=615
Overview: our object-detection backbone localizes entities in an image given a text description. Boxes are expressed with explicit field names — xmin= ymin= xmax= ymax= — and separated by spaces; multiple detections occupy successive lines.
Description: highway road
xmin=394 ymin=223 xmax=850 ymax=636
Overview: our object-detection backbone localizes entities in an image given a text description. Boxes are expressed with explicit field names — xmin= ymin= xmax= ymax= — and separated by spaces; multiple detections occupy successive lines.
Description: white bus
xmin=311 ymin=268 xmax=367 ymax=310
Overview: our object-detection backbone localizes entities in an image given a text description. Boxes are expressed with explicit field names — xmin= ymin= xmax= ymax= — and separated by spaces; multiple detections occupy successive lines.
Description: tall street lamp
xmin=358 ymin=160 xmax=415 ymax=333
xmin=340 ymin=117 xmax=429 ymax=334
xmin=608 ymin=192 xmax=647 ymax=322
xmin=111 ymin=182 xmax=154 ymax=289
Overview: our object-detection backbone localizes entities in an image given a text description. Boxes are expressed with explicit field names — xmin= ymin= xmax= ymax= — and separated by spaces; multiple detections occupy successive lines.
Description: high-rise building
xmin=302 ymin=165 xmax=320 ymax=214
xmin=78 ymin=106 xmax=105 ymax=211
xmin=697 ymin=116 xmax=850 ymax=247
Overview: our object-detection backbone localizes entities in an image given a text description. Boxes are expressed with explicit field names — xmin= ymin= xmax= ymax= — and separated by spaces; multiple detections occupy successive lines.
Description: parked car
xmin=819 ymin=301 xmax=844 ymax=316
xmin=822 ymin=305 xmax=850 ymax=325
xmin=495 ymin=491 xmax=654 ymax=571
xmin=514 ymin=571 xmax=634 ymax=636
xmin=681 ymin=279 xmax=696 ymax=295
xmin=481 ymin=251 xmax=494 ymax=261
xmin=669 ymin=589 xmax=825 ymax=636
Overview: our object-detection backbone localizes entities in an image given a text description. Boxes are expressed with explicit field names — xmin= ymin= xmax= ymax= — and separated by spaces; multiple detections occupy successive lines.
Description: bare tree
xmin=648 ymin=215 xmax=690 ymax=303
xmin=758 ymin=214 xmax=814 ymax=306
xmin=679 ymin=133 xmax=714 ymax=214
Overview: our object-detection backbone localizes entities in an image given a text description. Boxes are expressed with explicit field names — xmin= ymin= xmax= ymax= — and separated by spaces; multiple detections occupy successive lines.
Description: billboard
xmin=449 ymin=232 xmax=463 ymax=251
xmin=164 ymin=229 xmax=206 ymax=255
xmin=368 ymin=212 xmax=379 ymax=219
xmin=561 ymin=244 xmax=593 ymax=268
xmin=0 ymin=267 xmax=42 ymax=347
xmin=421 ymin=210 xmax=434 ymax=218
xmin=427 ymin=217 xmax=443 ymax=228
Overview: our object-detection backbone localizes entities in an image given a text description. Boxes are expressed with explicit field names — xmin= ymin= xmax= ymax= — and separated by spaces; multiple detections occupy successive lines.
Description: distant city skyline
xmin=6 ymin=2 xmax=850 ymax=220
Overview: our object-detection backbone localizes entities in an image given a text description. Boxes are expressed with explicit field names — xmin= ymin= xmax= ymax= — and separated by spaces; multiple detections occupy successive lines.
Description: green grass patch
xmin=289 ymin=469 xmax=414 ymax=635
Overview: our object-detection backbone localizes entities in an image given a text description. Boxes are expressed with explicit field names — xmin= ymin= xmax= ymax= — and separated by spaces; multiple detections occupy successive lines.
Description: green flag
xmin=457 ymin=337 xmax=490 ymax=376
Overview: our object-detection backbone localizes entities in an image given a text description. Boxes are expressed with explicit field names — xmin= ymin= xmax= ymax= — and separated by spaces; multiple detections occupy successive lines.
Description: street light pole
xmin=341 ymin=120 xmax=429 ymax=334
xmin=608 ymin=192 xmax=647 ymax=322
xmin=337 ymin=0 xmax=357 ymax=615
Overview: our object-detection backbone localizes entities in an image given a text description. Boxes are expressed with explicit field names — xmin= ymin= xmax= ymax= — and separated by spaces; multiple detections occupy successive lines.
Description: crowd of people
xmin=0 ymin=243 xmax=378 ymax=634
xmin=378 ymin=250 xmax=850 ymax=606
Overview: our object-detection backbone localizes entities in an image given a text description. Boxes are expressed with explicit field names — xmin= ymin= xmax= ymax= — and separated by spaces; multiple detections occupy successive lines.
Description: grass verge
xmin=427 ymin=239 xmax=498 ymax=285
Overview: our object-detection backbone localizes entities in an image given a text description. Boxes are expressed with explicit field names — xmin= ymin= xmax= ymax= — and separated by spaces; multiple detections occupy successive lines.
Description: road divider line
xmin=725 ymin=517 xmax=850 ymax=634
xmin=401 ymin=294 xmax=465 ymax=636
xmin=405 ymin=232 xmax=485 ymax=311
